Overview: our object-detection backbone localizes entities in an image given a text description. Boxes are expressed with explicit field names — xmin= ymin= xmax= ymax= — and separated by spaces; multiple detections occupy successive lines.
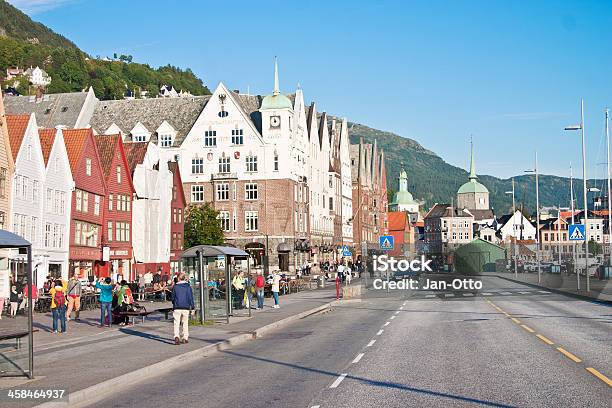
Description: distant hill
xmin=348 ymin=122 xmax=597 ymax=214
xmin=0 ymin=0 xmax=210 ymax=98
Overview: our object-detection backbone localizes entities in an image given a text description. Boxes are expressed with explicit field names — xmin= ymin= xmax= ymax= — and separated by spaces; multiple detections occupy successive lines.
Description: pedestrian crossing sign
xmin=379 ymin=235 xmax=394 ymax=250
xmin=342 ymin=245 xmax=352 ymax=257
xmin=568 ymin=224 xmax=585 ymax=241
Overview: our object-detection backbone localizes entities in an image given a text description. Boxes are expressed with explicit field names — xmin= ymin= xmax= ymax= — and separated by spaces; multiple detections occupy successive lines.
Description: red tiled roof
xmin=62 ymin=128 xmax=93 ymax=174
xmin=94 ymin=134 xmax=120 ymax=178
xmin=388 ymin=212 xmax=407 ymax=231
xmin=123 ymin=142 xmax=149 ymax=173
xmin=38 ymin=128 xmax=56 ymax=166
xmin=560 ymin=211 xmax=579 ymax=219
xmin=593 ymin=210 xmax=610 ymax=217
xmin=6 ymin=114 xmax=30 ymax=157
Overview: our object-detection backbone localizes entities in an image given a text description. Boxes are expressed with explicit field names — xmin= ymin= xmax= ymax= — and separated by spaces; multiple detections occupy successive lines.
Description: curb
xmin=36 ymin=301 xmax=336 ymax=408
xmin=489 ymin=274 xmax=612 ymax=306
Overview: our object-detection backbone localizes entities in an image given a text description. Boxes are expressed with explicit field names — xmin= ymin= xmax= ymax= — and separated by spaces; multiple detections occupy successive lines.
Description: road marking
xmin=390 ymin=315 xmax=396 ymax=320
xmin=500 ymin=292 xmax=513 ymax=295
xmin=519 ymin=291 xmax=531 ymax=294
xmin=557 ymin=347 xmax=582 ymax=363
xmin=511 ymin=317 xmax=521 ymax=324
xmin=352 ymin=353 xmax=365 ymax=364
xmin=395 ymin=311 xmax=400 ymax=315
xmin=403 ymin=301 xmax=407 ymax=306
xmin=330 ymin=373 xmax=348 ymax=388
xmin=444 ymin=293 xmax=455 ymax=297
xmin=376 ymin=329 xmax=384 ymax=336
xmin=481 ymin=292 xmax=493 ymax=296
xmin=521 ymin=324 xmax=535 ymax=333
xmin=462 ymin=293 xmax=474 ymax=297
xmin=425 ymin=294 xmax=436 ymax=298
xmin=310 ymin=406 xmax=320 ymax=408
xmin=538 ymin=290 xmax=551 ymax=294
xmin=384 ymin=321 xmax=390 ymax=327
xmin=367 ymin=339 xmax=376 ymax=347
xmin=586 ymin=367 xmax=612 ymax=387
xmin=536 ymin=334 xmax=554 ymax=345
xmin=399 ymin=306 xmax=404 ymax=310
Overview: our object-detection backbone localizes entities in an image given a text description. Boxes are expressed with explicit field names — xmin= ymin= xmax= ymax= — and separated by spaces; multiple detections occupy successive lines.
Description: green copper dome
xmin=391 ymin=165 xmax=420 ymax=206
xmin=458 ymin=140 xmax=489 ymax=195
xmin=261 ymin=57 xmax=292 ymax=110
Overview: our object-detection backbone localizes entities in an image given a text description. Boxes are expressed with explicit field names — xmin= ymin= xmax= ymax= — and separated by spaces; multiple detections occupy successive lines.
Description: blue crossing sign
xmin=568 ymin=224 xmax=585 ymax=241
xmin=341 ymin=245 xmax=352 ymax=257
xmin=379 ymin=235 xmax=394 ymax=250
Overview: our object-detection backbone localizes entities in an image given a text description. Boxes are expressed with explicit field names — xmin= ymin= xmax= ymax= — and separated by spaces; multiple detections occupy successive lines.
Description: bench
xmin=117 ymin=310 xmax=154 ymax=325
xmin=157 ymin=307 xmax=173 ymax=320
xmin=0 ymin=329 xmax=39 ymax=349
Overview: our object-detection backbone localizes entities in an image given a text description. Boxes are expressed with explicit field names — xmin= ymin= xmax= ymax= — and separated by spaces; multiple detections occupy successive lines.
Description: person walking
xmin=9 ymin=284 xmax=19 ymax=318
xmin=138 ymin=274 xmax=146 ymax=301
xmin=271 ymin=270 xmax=281 ymax=309
xmin=346 ymin=265 xmax=352 ymax=285
xmin=66 ymin=274 xmax=82 ymax=321
xmin=171 ymin=272 xmax=194 ymax=345
xmin=96 ymin=277 xmax=114 ymax=328
xmin=255 ymin=271 xmax=265 ymax=310
xmin=49 ymin=280 xmax=67 ymax=334
xmin=116 ymin=280 xmax=134 ymax=326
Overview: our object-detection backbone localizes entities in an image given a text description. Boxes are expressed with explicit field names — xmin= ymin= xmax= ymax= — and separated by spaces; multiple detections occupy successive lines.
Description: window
xmin=218 ymin=110 xmax=229 ymax=118
xmin=45 ymin=223 xmax=51 ymax=247
xmin=219 ymin=156 xmax=231 ymax=173
xmin=0 ymin=168 xmax=6 ymax=198
xmin=127 ymin=196 xmax=131 ymax=212
xmin=53 ymin=224 xmax=59 ymax=248
xmin=133 ymin=134 xmax=147 ymax=142
xmin=216 ymin=183 xmax=229 ymax=201
xmin=231 ymin=129 xmax=244 ymax=145
xmin=46 ymin=188 xmax=53 ymax=212
xmin=274 ymin=152 xmax=279 ymax=171
xmin=75 ymin=190 xmax=82 ymax=212
xmin=178 ymin=208 xmax=182 ymax=223
xmin=109 ymin=194 xmax=113 ymax=211
xmin=107 ymin=221 xmax=113 ymax=242
xmin=204 ymin=130 xmax=217 ymax=147
xmin=218 ymin=211 xmax=230 ymax=232
xmin=27 ymin=144 xmax=32 ymax=160
xmin=31 ymin=180 xmax=38 ymax=202
xmin=245 ymin=211 xmax=258 ymax=231
xmin=59 ymin=192 xmax=66 ymax=215
xmin=160 ymin=134 xmax=173 ymax=147
xmin=173 ymin=186 xmax=177 ymax=200
xmin=246 ymin=155 xmax=258 ymax=172
xmin=191 ymin=185 xmax=204 ymax=202
xmin=173 ymin=208 xmax=178 ymax=223
xmin=192 ymin=157 xmax=204 ymax=174
xmin=0 ymin=211 xmax=4 ymax=229
xmin=329 ymin=197 xmax=333 ymax=211
xmin=245 ymin=183 xmax=258 ymax=200
xmin=94 ymin=195 xmax=100 ymax=216
xmin=85 ymin=158 xmax=92 ymax=176
xmin=82 ymin=191 xmax=89 ymax=213
xmin=75 ymin=222 xmax=81 ymax=245
xmin=116 ymin=166 xmax=122 ymax=184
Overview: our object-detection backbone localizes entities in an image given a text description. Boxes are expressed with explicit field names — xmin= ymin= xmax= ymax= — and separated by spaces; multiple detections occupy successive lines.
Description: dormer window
xmin=159 ymin=134 xmax=173 ymax=147
xmin=133 ymin=134 xmax=147 ymax=142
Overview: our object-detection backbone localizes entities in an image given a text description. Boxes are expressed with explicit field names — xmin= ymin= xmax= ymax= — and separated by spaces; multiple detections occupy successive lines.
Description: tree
xmin=588 ymin=239 xmax=602 ymax=256
xmin=183 ymin=203 xmax=224 ymax=248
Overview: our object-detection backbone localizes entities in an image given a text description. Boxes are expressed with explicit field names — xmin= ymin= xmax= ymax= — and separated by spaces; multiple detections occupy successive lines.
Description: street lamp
xmin=505 ymin=178 xmax=518 ymax=278
xmin=565 ymin=99 xmax=590 ymax=291
xmin=525 ymin=152 xmax=541 ymax=284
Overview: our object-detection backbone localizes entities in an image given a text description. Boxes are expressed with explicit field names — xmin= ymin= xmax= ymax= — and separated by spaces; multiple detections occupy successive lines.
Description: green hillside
xmin=349 ymin=122 xmax=597 ymax=214
xmin=0 ymin=0 xmax=210 ymax=98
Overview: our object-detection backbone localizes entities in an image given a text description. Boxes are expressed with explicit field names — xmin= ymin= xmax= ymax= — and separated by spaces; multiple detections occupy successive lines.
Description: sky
xmin=8 ymin=0 xmax=612 ymax=180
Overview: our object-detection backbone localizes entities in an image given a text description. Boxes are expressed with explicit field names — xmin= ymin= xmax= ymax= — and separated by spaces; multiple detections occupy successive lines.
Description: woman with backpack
xmin=116 ymin=280 xmax=134 ymax=326
xmin=255 ymin=271 xmax=265 ymax=310
xmin=49 ymin=280 xmax=67 ymax=334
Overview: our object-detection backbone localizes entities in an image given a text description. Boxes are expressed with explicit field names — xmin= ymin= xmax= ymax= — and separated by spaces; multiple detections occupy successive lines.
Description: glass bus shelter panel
xmin=0 ymin=253 xmax=32 ymax=377
xmin=205 ymin=258 xmax=228 ymax=319
xmin=229 ymin=258 xmax=251 ymax=317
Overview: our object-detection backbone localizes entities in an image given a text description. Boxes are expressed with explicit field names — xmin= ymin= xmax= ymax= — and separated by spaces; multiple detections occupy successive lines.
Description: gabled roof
xmin=94 ymin=133 xmax=120 ymax=178
xmin=4 ymin=91 xmax=92 ymax=128
xmin=464 ymin=209 xmax=495 ymax=221
xmin=123 ymin=142 xmax=150 ymax=173
xmin=168 ymin=161 xmax=186 ymax=207
xmin=6 ymin=114 xmax=30 ymax=157
xmin=425 ymin=203 xmax=473 ymax=219
xmin=38 ymin=128 xmax=56 ymax=166
xmin=90 ymin=96 xmax=210 ymax=147
xmin=388 ymin=212 xmax=408 ymax=231
xmin=62 ymin=128 xmax=94 ymax=174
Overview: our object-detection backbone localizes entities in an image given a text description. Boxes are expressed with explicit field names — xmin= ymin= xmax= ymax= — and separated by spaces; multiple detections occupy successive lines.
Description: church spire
xmin=469 ymin=137 xmax=477 ymax=181
xmin=398 ymin=162 xmax=408 ymax=192
xmin=273 ymin=56 xmax=280 ymax=96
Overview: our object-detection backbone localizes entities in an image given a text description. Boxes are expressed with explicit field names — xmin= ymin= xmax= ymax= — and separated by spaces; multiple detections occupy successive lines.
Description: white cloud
xmin=8 ymin=0 xmax=76 ymax=15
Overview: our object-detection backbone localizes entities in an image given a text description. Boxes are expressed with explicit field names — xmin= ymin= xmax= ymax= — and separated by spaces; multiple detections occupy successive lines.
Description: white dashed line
xmin=462 ymin=293 xmax=474 ymax=297
xmin=399 ymin=306 xmax=404 ymax=310
xmin=384 ymin=321 xmax=390 ymax=327
xmin=390 ymin=315 xmax=396 ymax=320
xmin=311 ymin=406 xmax=320 ymax=408
xmin=402 ymin=301 xmax=407 ymax=306
xmin=395 ymin=311 xmax=400 ymax=315
xmin=444 ymin=293 xmax=455 ymax=297
xmin=376 ymin=329 xmax=384 ymax=336
xmin=352 ymin=353 xmax=365 ymax=364
xmin=519 ymin=291 xmax=531 ymax=294
xmin=367 ymin=339 xmax=376 ymax=347
xmin=538 ymin=290 xmax=551 ymax=294
xmin=500 ymin=292 xmax=513 ymax=295
xmin=330 ymin=373 xmax=348 ymax=388
xmin=425 ymin=294 xmax=436 ymax=298
xmin=481 ymin=292 xmax=493 ymax=296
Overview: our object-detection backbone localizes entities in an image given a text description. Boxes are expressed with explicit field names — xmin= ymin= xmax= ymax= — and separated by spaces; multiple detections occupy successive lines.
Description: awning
xmin=277 ymin=243 xmax=291 ymax=253
xmin=0 ymin=229 xmax=31 ymax=248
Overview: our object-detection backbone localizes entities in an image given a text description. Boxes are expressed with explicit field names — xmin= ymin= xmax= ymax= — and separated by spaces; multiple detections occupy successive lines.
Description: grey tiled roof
xmin=232 ymin=92 xmax=263 ymax=133
xmin=4 ymin=92 xmax=90 ymax=128
xmin=90 ymin=96 xmax=210 ymax=147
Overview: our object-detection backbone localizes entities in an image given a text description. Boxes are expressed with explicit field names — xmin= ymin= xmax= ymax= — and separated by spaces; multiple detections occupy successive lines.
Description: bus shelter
xmin=0 ymin=230 xmax=34 ymax=378
xmin=182 ymin=245 xmax=251 ymax=323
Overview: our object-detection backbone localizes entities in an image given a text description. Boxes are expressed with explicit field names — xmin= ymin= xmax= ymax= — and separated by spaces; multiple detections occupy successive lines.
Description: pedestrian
xmin=0 ymin=295 xmax=5 ymax=319
xmin=255 ymin=271 xmax=265 ymax=310
xmin=66 ymin=274 xmax=82 ymax=321
xmin=232 ymin=271 xmax=245 ymax=309
xmin=346 ymin=266 xmax=352 ymax=285
xmin=116 ymin=280 xmax=134 ymax=326
xmin=171 ymin=272 xmax=194 ymax=345
xmin=138 ymin=273 xmax=145 ymax=301
xmin=271 ymin=270 xmax=281 ymax=309
xmin=96 ymin=277 xmax=114 ymax=327
xmin=9 ymin=284 xmax=19 ymax=317
xmin=49 ymin=279 xmax=67 ymax=334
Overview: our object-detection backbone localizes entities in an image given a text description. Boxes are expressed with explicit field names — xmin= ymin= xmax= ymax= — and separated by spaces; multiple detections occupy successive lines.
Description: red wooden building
xmin=95 ymin=134 xmax=135 ymax=280
xmin=168 ymin=161 xmax=186 ymax=274
xmin=63 ymin=128 xmax=107 ymax=279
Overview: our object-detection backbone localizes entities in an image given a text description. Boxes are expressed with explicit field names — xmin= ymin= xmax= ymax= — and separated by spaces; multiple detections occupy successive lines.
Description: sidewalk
xmin=0 ymin=285 xmax=343 ymax=407
xmin=492 ymin=271 xmax=611 ymax=302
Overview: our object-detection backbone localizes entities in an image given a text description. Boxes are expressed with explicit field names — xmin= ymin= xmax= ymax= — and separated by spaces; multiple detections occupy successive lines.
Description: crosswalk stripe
xmin=330 ymin=373 xmax=348 ymax=388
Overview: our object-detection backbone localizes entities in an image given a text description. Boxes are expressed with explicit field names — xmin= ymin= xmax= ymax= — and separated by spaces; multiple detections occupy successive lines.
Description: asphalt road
xmin=90 ymin=276 xmax=611 ymax=408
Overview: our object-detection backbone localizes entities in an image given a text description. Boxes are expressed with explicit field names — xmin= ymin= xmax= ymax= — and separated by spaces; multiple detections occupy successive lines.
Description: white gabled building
xmin=38 ymin=127 xmax=74 ymax=283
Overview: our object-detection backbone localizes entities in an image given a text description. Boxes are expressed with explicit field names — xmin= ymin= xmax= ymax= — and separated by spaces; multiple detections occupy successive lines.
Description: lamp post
xmin=505 ymin=178 xmax=518 ymax=278
xmin=606 ymin=108 xmax=612 ymax=267
xmin=565 ymin=99 xmax=590 ymax=291
xmin=570 ymin=164 xmax=578 ymax=289
xmin=525 ymin=152 xmax=541 ymax=284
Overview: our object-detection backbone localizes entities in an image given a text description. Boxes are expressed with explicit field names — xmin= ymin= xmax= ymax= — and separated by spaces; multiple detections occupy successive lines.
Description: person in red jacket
xmin=255 ymin=271 xmax=265 ymax=310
